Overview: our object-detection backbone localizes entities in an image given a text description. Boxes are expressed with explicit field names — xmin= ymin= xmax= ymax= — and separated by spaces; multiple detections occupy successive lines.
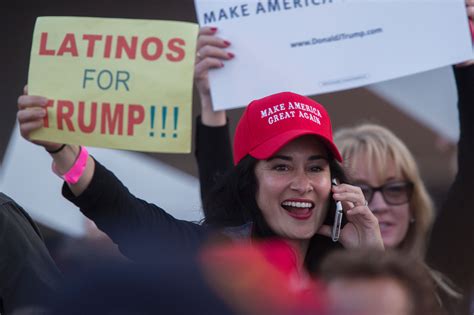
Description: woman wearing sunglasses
xmin=333 ymin=124 xmax=432 ymax=257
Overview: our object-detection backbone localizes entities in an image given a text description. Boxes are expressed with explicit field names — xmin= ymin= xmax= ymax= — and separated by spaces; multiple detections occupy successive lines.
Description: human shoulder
xmin=0 ymin=193 xmax=24 ymax=216
xmin=0 ymin=192 xmax=43 ymax=239
xmin=0 ymin=192 xmax=16 ymax=206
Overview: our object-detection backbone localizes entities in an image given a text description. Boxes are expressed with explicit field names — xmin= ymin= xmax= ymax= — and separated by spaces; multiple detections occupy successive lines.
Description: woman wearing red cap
xmin=201 ymin=91 xmax=384 ymax=271
xmin=17 ymin=86 xmax=383 ymax=283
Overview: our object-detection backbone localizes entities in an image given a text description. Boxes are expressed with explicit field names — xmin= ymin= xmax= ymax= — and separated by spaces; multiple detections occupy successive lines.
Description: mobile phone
xmin=331 ymin=178 xmax=343 ymax=242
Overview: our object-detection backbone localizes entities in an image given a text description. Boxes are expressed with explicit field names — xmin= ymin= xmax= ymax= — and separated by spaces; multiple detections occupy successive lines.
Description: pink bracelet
xmin=52 ymin=146 xmax=89 ymax=184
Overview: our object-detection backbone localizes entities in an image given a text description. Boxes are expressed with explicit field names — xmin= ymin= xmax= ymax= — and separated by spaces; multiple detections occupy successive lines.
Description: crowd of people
xmin=1 ymin=1 xmax=473 ymax=314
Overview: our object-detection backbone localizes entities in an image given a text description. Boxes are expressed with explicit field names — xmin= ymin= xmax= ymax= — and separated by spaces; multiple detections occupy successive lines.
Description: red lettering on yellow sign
xmin=42 ymin=99 xmax=145 ymax=136
xmin=38 ymin=32 xmax=186 ymax=62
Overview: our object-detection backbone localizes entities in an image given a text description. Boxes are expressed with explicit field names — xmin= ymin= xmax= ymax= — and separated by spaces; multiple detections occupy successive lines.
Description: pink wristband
xmin=52 ymin=146 xmax=89 ymax=184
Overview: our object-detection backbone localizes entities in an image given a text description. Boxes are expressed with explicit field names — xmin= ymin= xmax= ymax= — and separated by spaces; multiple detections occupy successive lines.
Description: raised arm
xmin=425 ymin=2 xmax=474 ymax=311
xmin=17 ymin=86 xmax=94 ymax=196
xmin=17 ymin=87 xmax=209 ymax=262
xmin=194 ymin=27 xmax=234 ymax=205
xmin=194 ymin=26 xmax=231 ymax=127
xmin=426 ymin=63 xmax=474 ymax=312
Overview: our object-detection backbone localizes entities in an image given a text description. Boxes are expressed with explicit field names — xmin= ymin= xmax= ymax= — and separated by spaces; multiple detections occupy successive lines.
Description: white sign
xmin=194 ymin=0 xmax=473 ymax=110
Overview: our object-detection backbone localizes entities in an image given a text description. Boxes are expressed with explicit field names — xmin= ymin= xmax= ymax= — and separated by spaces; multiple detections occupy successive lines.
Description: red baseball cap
xmin=233 ymin=92 xmax=342 ymax=165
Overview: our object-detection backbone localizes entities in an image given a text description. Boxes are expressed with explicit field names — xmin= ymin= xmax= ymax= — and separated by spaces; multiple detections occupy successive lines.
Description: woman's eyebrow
xmin=308 ymin=155 xmax=328 ymax=161
xmin=266 ymin=155 xmax=291 ymax=162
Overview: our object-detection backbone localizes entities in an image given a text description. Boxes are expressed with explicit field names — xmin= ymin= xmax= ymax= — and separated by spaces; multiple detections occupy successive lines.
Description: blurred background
xmin=0 ymin=0 xmax=459 ymax=270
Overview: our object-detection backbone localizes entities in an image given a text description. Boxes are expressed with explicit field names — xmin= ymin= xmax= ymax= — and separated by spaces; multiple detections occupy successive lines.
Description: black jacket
xmin=0 ymin=193 xmax=61 ymax=314
xmin=426 ymin=65 xmax=474 ymax=314
xmin=62 ymin=162 xmax=210 ymax=263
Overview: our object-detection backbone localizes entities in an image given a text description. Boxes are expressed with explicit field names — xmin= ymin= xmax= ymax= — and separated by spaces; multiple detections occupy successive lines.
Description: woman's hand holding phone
xmin=317 ymin=181 xmax=384 ymax=250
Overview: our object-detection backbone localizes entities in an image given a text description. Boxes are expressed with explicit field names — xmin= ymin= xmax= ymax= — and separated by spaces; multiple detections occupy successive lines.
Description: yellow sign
xmin=28 ymin=16 xmax=198 ymax=153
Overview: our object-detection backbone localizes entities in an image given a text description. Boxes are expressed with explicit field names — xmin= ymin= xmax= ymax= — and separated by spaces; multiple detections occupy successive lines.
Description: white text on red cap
xmin=259 ymin=101 xmax=323 ymax=125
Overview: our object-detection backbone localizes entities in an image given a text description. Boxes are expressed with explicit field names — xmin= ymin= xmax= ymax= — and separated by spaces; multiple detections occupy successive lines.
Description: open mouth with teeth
xmin=281 ymin=200 xmax=315 ymax=220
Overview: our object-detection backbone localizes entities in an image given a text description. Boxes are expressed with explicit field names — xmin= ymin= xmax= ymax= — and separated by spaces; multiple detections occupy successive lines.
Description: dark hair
xmin=203 ymin=155 xmax=274 ymax=237
xmin=203 ymin=153 xmax=348 ymax=275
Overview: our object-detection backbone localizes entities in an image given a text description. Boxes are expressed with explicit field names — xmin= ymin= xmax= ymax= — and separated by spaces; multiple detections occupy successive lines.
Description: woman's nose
xmin=290 ymin=172 xmax=313 ymax=194
xmin=369 ymin=191 xmax=389 ymax=212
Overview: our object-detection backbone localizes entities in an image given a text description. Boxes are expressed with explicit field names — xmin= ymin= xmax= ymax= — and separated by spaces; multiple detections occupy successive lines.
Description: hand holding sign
xmin=28 ymin=17 xmax=198 ymax=153
xmin=459 ymin=0 xmax=474 ymax=66
xmin=468 ymin=0 xmax=474 ymax=21
xmin=17 ymin=85 xmax=63 ymax=152
xmin=194 ymin=27 xmax=234 ymax=126
xmin=456 ymin=0 xmax=474 ymax=66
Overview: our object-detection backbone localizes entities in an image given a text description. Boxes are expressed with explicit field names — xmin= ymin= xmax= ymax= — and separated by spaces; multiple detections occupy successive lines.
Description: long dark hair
xmin=203 ymin=153 xmax=348 ymax=275
xmin=203 ymin=156 xmax=274 ymax=237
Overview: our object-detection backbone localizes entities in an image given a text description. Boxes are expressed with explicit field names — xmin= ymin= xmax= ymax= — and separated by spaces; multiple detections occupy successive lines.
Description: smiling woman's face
xmin=254 ymin=136 xmax=332 ymax=241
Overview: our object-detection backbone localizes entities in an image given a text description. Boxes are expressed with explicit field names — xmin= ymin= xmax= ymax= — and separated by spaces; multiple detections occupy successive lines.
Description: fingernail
xmin=220 ymin=62 xmax=224 ymax=68
xmin=40 ymin=98 xmax=48 ymax=106
xmin=39 ymin=109 xmax=47 ymax=117
xmin=223 ymin=40 xmax=231 ymax=47
xmin=210 ymin=27 xmax=218 ymax=32
xmin=227 ymin=52 xmax=235 ymax=59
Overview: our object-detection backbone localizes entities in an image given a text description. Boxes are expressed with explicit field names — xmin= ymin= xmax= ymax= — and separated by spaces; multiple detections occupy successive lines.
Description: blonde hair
xmin=334 ymin=124 xmax=434 ymax=258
